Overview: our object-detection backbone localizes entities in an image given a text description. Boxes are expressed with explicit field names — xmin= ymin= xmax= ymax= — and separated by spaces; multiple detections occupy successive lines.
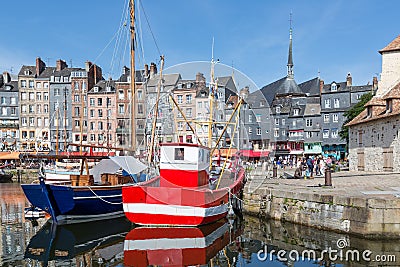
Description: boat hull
xmin=21 ymin=181 xmax=125 ymax=224
xmin=122 ymin=168 xmax=245 ymax=226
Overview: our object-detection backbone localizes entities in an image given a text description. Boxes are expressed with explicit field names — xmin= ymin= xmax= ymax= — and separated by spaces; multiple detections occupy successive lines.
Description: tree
xmin=339 ymin=92 xmax=373 ymax=144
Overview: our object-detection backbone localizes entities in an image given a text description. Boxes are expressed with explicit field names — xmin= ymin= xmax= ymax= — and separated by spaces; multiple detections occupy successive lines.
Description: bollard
xmin=324 ymin=168 xmax=332 ymax=186
xmin=272 ymin=166 xmax=277 ymax=178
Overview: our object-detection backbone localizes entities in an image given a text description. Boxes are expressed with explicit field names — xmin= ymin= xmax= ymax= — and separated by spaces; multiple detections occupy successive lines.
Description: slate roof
xmin=379 ymin=35 xmax=400 ymax=54
xmin=18 ymin=65 xmax=56 ymax=78
xmin=275 ymin=77 xmax=304 ymax=97
xmin=88 ymin=79 xmax=116 ymax=94
xmin=350 ymin=84 xmax=373 ymax=93
xmin=322 ymin=81 xmax=348 ymax=93
xmin=147 ymin=73 xmax=181 ymax=93
xmin=0 ymin=80 xmax=18 ymax=92
xmin=298 ymin=77 xmax=321 ymax=96
xmin=117 ymin=68 xmax=146 ymax=83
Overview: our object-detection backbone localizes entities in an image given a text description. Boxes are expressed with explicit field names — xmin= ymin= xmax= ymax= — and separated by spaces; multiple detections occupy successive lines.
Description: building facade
xmin=347 ymin=35 xmax=400 ymax=171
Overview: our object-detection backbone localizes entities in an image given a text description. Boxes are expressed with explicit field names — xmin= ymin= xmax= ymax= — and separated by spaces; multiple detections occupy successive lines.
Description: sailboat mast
xmin=130 ymin=0 xmax=136 ymax=153
xmin=209 ymin=39 xmax=215 ymax=148
xmin=148 ymin=56 xmax=164 ymax=164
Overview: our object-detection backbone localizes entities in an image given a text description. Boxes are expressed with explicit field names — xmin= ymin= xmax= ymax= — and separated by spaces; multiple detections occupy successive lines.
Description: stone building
xmin=347 ymin=35 xmax=400 ymax=171
xmin=18 ymin=57 xmax=54 ymax=151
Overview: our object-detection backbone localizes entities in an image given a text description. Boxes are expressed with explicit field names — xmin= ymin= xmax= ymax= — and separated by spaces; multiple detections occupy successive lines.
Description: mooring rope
xmin=86 ymin=186 xmax=123 ymax=205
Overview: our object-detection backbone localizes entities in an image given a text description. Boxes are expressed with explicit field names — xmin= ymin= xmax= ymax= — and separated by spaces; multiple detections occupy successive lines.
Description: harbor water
xmin=0 ymin=183 xmax=398 ymax=266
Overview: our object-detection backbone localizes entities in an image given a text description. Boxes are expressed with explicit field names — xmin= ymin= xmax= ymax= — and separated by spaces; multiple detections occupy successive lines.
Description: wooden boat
xmin=124 ymin=219 xmax=242 ymax=266
xmin=25 ymin=217 xmax=132 ymax=265
xmin=21 ymin=155 xmax=148 ymax=224
xmin=122 ymin=143 xmax=245 ymax=226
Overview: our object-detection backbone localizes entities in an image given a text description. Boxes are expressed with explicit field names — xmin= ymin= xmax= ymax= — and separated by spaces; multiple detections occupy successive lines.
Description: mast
xmin=63 ymin=87 xmax=67 ymax=151
xmin=148 ymin=56 xmax=164 ymax=164
xmin=130 ymin=0 xmax=136 ymax=153
xmin=209 ymin=38 xmax=216 ymax=148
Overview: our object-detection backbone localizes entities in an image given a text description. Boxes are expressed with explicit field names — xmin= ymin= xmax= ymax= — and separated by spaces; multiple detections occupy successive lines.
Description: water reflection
xmin=124 ymin=219 xmax=242 ymax=266
xmin=0 ymin=184 xmax=399 ymax=266
xmin=25 ymin=217 xmax=132 ymax=266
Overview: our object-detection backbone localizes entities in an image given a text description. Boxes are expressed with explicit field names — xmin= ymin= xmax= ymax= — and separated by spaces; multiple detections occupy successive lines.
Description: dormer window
xmin=276 ymin=106 xmax=281 ymax=113
xmin=186 ymin=83 xmax=191 ymax=89
xmin=177 ymin=83 xmax=183 ymax=89
xmin=386 ymin=99 xmax=393 ymax=113
xmin=331 ymin=83 xmax=337 ymax=91
xmin=24 ymin=70 xmax=31 ymax=75
xmin=367 ymin=106 xmax=372 ymax=118
xmin=260 ymin=100 xmax=266 ymax=107
xmin=106 ymin=86 xmax=112 ymax=92
xmin=293 ymin=109 xmax=299 ymax=116
xmin=94 ymin=87 xmax=99 ymax=93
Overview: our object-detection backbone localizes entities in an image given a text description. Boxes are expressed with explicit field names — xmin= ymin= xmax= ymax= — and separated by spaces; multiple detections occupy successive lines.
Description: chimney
xmin=35 ymin=57 xmax=46 ymax=77
xmin=346 ymin=72 xmax=352 ymax=86
xmin=319 ymin=79 xmax=324 ymax=94
xmin=150 ymin=62 xmax=157 ymax=79
xmin=85 ymin=61 xmax=92 ymax=72
xmin=0 ymin=74 xmax=3 ymax=87
xmin=56 ymin=59 xmax=68 ymax=71
xmin=3 ymin=71 xmax=11 ymax=84
xmin=123 ymin=66 xmax=130 ymax=75
xmin=239 ymin=86 xmax=250 ymax=100
xmin=144 ymin=64 xmax=149 ymax=78
xmin=372 ymin=76 xmax=378 ymax=91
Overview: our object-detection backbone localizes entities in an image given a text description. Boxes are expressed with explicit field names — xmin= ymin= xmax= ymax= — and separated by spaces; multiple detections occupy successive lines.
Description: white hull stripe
xmin=124 ymin=223 xmax=229 ymax=251
xmin=123 ymin=203 xmax=228 ymax=217
xmin=74 ymin=194 xmax=122 ymax=200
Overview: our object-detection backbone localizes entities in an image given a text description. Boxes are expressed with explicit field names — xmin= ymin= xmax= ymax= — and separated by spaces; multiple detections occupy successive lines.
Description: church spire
xmin=287 ymin=13 xmax=294 ymax=79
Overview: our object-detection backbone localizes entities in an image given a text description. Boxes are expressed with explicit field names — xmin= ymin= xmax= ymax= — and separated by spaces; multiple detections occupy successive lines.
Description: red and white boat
xmin=124 ymin=219 xmax=241 ymax=266
xmin=122 ymin=143 xmax=245 ymax=226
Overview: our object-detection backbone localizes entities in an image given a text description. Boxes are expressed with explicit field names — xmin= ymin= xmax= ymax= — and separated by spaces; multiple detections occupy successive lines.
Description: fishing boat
xmin=124 ymin=219 xmax=242 ymax=266
xmin=25 ymin=217 xmax=132 ymax=266
xmin=21 ymin=155 xmax=148 ymax=224
xmin=123 ymin=143 xmax=245 ymax=226
xmin=122 ymin=24 xmax=246 ymax=225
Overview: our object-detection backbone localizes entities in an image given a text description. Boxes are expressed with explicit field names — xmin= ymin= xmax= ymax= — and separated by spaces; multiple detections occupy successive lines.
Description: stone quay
xmin=243 ymin=166 xmax=400 ymax=239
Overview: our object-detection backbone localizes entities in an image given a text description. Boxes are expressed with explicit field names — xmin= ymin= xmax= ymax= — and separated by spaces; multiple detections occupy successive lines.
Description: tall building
xmin=18 ymin=57 xmax=54 ymax=151
xmin=0 ymin=72 xmax=18 ymax=151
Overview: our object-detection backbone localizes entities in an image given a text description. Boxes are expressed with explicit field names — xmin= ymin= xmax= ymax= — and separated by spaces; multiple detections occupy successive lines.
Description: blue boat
xmin=21 ymin=156 xmax=148 ymax=224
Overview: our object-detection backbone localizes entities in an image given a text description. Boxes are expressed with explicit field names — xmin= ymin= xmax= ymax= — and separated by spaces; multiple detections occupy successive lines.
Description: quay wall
xmin=243 ymin=185 xmax=400 ymax=239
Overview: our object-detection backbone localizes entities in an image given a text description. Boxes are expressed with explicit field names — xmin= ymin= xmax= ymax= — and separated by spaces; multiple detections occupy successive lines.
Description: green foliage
xmin=339 ymin=92 xmax=374 ymax=143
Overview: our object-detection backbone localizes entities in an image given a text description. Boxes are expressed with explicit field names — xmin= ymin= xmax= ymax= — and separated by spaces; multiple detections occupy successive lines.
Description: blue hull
xmin=21 ymin=180 xmax=125 ymax=224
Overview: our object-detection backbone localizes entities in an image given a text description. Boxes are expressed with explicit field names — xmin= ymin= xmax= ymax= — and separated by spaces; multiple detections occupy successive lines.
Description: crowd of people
xmin=273 ymin=155 xmax=346 ymax=179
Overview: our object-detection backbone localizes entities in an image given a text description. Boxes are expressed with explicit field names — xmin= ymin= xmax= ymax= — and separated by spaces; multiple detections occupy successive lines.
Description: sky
xmin=0 ymin=0 xmax=399 ymax=91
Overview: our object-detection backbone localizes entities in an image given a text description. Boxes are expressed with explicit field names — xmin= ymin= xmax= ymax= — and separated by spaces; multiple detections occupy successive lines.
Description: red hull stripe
xmin=124 ymin=202 xmax=227 ymax=217
xmin=124 ymin=211 xmax=227 ymax=226
xmin=122 ymin=186 xmax=229 ymax=208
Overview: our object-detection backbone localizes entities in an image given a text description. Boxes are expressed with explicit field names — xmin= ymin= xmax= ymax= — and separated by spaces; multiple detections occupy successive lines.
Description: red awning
xmin=240 ymin=150 xmax=269 ymax=158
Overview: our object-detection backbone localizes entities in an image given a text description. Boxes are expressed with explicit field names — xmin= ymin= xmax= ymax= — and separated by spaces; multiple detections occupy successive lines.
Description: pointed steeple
xmin=287 ymin=13 xmax=294 ymax=79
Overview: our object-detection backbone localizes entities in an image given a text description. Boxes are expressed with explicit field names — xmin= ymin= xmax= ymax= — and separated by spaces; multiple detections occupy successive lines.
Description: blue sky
xmin=0 ymin=0 xmax=399 ymax=91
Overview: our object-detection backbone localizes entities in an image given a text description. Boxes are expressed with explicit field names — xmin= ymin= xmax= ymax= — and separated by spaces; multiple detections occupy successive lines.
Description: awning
xmin=240 ymin=150 xmax=269 ymax=158
xmin=0 ymin=151 xmax=21 ymax=160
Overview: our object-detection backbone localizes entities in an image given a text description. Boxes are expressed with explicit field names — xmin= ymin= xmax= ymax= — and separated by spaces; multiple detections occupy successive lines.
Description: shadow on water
xmin=1 ymin=183 xmax=400 ymax=266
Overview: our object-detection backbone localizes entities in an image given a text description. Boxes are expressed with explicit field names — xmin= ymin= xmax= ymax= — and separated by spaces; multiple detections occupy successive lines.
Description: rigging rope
xmin=86 ymin=186 xmax=123 ymax=205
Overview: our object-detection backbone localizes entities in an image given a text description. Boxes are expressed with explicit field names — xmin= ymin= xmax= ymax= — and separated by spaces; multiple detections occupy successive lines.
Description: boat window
xmin=175 ymin=148 xmax=184 ymax=160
